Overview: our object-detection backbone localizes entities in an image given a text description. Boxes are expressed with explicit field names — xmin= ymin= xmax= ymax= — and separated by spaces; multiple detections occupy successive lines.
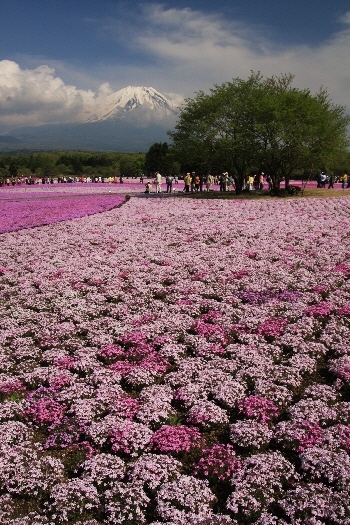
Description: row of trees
xmin=0 ymin=147 xmax=175 ymax=181
xmin=0 ymin=151 xmax=145 ymax=180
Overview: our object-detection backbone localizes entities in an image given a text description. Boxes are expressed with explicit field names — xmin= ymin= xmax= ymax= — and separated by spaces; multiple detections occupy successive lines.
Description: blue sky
xmin=1 ymin=0 xmax=350 ymax=133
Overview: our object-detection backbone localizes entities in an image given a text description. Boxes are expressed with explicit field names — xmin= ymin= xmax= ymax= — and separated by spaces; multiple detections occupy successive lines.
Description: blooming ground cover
xmin=0 ymin=182 xmax=145 ymax=199
xmin=0 ymin=191 xmax=126 ymax=233
xmin=1 ymin=194 xmax=350 ymax=524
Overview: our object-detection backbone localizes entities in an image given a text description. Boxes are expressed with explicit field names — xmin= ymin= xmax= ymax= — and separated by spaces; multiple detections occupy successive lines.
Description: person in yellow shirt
xmin=342 ymin=172 xmax=348 ymax=189
xmin=248 ymin=174 xmax=255 ymax=190
xmin=183 ymin=173 xmax=191 ymax=193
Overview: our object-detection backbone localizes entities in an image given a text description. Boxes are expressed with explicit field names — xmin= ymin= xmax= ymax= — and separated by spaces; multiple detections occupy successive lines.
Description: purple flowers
xmin=257 ymin=317 xmax=288 ymax=338
xmin=0 ymin=185 xmax=126 ymax=233
xmin=2 ymin=192 xmax=350 ymax=522
xmin=305 ymin=301 xmax=335 ymax=317
xmin=238 ymin=396 xmax=279 ymax=424
xmin=25 ymin=398 xmax=65 ymax=425
xmin=150 ymin=425 xmax=202 ymax=453
xmin=193 ymin=444 xmax=241 ymax=480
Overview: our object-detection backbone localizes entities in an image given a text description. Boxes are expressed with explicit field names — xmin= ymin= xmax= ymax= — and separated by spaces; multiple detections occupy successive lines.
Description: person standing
xmin=199 ymin=173 xmax=204 ymax=192
xmin=195 ymin=175 xmax=200 ymax=192
xmin=320 ymin=172 xmax=327 ymax=188
xmin=227 ymin=174 xmax=234 ymax=191
xmin=166 ymin=174 xmax=174 ymax=193
xmin=155 ymin=171 xmax=162 ymax=193
xmin=342 ymin=172 xmax=348 ymax=189
xmin=248 ymin=174 xmax=254 ymax=190
xmin=253 ymin=173 xmax=259 ymax=190
xmin=328 ymin=173 xmax=334 ymax=189
xmin=183 ymin=173 xmax=191 ymax=193
xmin=190 ymin=172 xmax=196 ymax=193
xmin=266 ymin=174 xmax=273 ymax=191
xmin=223 ymin=172 xmax=229 ymax=191
xmin=317 ymin=172 xmax=322 ymax=188
xmin=259 ymin=173 xmax=264 ymax=190
xmin=206 ymin=172 xmax=213 ymax=192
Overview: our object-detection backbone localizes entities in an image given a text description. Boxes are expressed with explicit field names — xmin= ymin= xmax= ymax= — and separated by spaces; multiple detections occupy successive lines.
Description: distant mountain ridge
xmin=2 ymin=86 xmax=181 ymax=152
xmin=0 ymin=135 xmax=22 ymax=144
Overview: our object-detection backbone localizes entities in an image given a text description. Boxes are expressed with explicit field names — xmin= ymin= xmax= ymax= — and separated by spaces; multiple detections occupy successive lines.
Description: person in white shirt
xmin=155 ymin=171 xmax=162 ymax=193
xmin=206 ymin=173 xmax=214 ymax=192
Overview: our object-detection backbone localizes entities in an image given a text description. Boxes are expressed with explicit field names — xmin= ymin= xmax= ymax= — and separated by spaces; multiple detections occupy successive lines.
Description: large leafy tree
xmin=169 ymin=73 xmax=350 ymax=193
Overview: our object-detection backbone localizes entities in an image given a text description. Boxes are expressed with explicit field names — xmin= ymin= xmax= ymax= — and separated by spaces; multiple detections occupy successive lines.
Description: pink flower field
xmin=0 ymin=187 xmax=126 ymax=233
xmin=1 ymin=193 xmax=350 ymax=524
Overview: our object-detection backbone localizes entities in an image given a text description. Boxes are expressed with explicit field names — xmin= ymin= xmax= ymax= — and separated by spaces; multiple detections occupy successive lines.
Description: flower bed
xmin=1 ymin=195 xmax=350 ymax=524
xmin=0 ymin=193 xmax=126 ymax=233
xmin=0 ymin=180 xmax=152 ymax=199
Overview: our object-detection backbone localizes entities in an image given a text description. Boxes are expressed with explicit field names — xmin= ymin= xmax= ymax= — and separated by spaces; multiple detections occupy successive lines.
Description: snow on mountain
xmin=87 ymin=86 xmax=180 ymax=122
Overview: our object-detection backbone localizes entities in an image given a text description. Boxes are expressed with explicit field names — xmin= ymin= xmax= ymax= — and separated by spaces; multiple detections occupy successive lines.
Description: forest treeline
xmin=0 ymin=151 xmax=146 ymax=179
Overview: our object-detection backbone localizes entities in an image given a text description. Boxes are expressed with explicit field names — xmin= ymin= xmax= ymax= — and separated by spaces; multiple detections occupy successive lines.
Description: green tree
xmin=0 ymin=167 xmax=10 ymax=180
xmin=169 ymin=73 xmax=350 ymax=193
xmin=119 ymin=153 xmax=145 ymax=177
xmin=8 ymin=161 xmax=18 ymax=177
xmin=55 ymin=154 xmax=83 ymax=174
xmin=144 ymin=142 xmax=172 ymax=175
xmin=119 ymin=155 xmax=135 ymax=177
xmin=27 ymin=153 xmax=56 ymax=177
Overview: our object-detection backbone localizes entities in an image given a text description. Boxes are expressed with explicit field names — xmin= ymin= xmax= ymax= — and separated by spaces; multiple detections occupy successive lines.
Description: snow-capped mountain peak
xmin=87 ymin=86 xmax=179 ymax=122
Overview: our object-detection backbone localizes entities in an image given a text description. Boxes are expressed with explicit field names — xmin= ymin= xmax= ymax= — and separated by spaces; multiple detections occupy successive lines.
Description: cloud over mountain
xmin=0 ymin=61 xmax=182 ymax=134
xmin=0 ymin=80 xmax=181 ymax=151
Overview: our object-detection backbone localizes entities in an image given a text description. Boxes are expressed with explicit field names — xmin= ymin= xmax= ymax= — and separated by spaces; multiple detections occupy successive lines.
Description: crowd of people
xmin=143 ymin=170 xmax=350 ymax=195
xmin=0 ymin=175 xmax=128 ymax=186
xmin=144 ymin=171 xmax=272 ymax=194
xmin=317 ymin=171 xmax=349 ymax=189
xmin=3 ymin=170 xmax=350 ymax=193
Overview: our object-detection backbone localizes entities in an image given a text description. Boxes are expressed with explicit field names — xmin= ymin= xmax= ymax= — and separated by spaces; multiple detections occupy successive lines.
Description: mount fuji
xmin=87 ymin=86 xmax=179 ymax=122
xmin=3 ymin=87 xmax=181 ymax=152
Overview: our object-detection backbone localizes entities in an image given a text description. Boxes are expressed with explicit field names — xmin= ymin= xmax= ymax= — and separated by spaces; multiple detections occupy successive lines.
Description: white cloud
xmin=82 ymin=4 xmax=350 ymax=110
xmin=0 ymin=60 xmax=101 ymax=132
xmin=131 ymin=4 xmax=350 ymax=108
xmin=1 ymin=5 xmax=350 ymax=133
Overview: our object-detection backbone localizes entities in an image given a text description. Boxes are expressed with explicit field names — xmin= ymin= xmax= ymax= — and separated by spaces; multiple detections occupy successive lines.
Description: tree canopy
xmin=168 ymin=72 xmax=350 ymax=193
xmin=144 ymin=142 xmax=180 ymax=176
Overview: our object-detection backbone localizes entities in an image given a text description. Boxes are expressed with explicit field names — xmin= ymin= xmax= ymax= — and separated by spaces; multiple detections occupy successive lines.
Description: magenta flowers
xmin=0 ymin=185 xmax=126 ymax=233
xmin=150 ymin=425 xmax=202 ymax=453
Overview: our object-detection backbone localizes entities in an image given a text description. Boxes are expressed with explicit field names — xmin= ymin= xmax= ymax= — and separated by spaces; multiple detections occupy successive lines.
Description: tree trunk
xmin=272 ymin=178 xmax=281 ymax=192
xmin=234 ymin=176 xmax=244 ymax=194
